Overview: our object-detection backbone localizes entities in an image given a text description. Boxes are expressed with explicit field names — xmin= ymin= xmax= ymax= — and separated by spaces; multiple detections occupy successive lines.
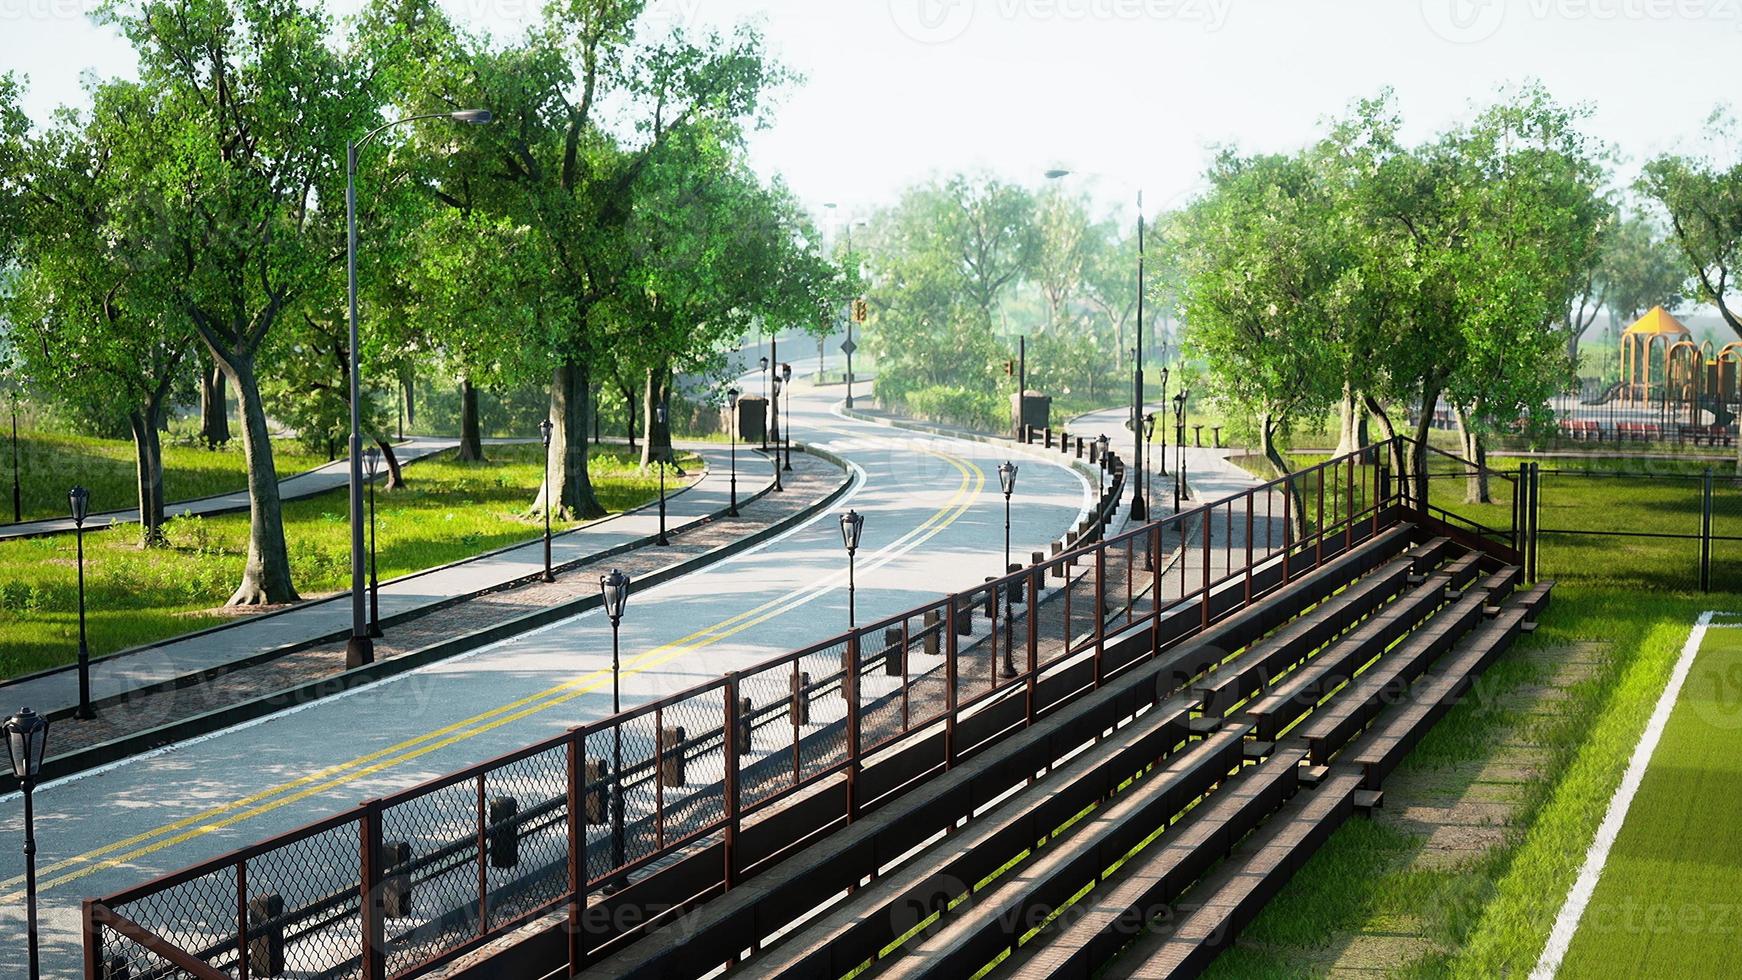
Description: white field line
xmin=1530 ymin=609 xmax=1715 ymax=979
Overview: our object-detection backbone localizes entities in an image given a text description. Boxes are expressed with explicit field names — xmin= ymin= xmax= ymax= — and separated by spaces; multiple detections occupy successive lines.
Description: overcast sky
xmin=1 ymin=0 xmax=1735 ymax=225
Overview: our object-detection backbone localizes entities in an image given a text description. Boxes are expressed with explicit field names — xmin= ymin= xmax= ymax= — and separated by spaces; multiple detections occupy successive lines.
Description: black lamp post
xmin=539 ymin=419 xmax=556 ymax=582
xmin=69 ymin=486 xmax=93 ymax=719
xmin=345 ymin=107 xmax=492 ymax=671
xmin=998 ymin=462 xmax=1018 ymax=677
xmin=1143 ymin=413 xmax=1157 ymax=521
xmin=654 ymin=404 xmax=670 ymax=545
xmin=1095 ymin=434 xmax=1110 ymax=500
xmin=758 ymin=355 xmax=770 ymax=451
xmin=363 ymin=448 xmax=382 ymax=638
xmin=725 ymin=388 xmax=741 ymax=517
xmin=781 ymin=363 xmax=794 ymax=472
xmin=1173 ymin=389 xmax=1189 ymax=512
xmin=839 ymin=509 xmax=864 ymax=628
xmin=6 ymin=707 xmax=47 ymax=980
xmin=598 ymin=569 xmax=631 ymax=892
xmin=770 ymin=376 xmax=785 ymax=493
xmin=1157 ymin=366 xmax=1170 ymax=476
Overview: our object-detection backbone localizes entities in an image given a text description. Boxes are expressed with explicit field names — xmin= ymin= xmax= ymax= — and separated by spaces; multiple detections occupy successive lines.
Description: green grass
xmin=4 ymin=427 xmax=330 ymax=523
xmin=1555 ymin=619 xmax=1742 ymax=979
xmin=0 ymin=444 xmax=694 ymax=678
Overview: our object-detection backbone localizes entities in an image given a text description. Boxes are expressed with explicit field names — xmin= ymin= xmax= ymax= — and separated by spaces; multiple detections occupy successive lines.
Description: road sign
xmin=840 ymin=337 xmax=858 ymax=355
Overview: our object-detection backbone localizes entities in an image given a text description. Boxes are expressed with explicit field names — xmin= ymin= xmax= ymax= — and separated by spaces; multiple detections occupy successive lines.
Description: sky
xmin=0 ymin=0 xmax=1736 ymax=226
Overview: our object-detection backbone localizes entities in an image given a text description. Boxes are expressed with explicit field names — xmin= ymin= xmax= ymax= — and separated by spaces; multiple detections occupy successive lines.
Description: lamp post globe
xmin=539 ymin=418 xmax=555 ymax=582
xmin=7 ymin=706 xmax=48 ymax=980
xmin=68 ymin=485 xmax=93 ymax=719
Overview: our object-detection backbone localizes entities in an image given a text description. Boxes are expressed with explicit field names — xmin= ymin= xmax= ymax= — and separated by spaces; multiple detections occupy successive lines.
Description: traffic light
xmin=852 ymin=298 xmax=868 ymax=323
xmin=1004 ymin=360 xmax=1015 ymax=377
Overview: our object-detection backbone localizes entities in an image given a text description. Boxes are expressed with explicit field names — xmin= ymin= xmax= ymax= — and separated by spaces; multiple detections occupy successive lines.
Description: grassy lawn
xmin=4 ymin=427 xmax=330 ymax=523
xmin=0 ymin=444 xmax=696 ymax=679
xmin=1556 ymin=617 xmax=1742 ymax=979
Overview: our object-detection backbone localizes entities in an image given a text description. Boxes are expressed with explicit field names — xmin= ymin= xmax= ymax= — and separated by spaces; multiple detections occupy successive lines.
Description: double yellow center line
xmin=5 ymin=437 xmax=984 ymax=902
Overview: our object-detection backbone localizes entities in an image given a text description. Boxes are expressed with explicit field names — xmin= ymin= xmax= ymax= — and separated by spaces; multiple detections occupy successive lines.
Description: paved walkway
xmin=1067 ymin=403 xmax=1266 ymax=510
xmin=0 ymin=435 xmax=538 ymax=541
xmin=0 ymin=441 xmax=773 ymax=716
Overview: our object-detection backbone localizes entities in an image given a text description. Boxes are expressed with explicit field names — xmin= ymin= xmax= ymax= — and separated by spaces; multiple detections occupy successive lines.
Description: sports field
xmin=1544 ymin=612 xmax=1742 ymax=979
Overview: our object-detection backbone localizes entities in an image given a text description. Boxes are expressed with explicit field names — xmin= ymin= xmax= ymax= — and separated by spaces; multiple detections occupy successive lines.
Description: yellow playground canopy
xmin=1622 ymin=306 xmax=1691 ymax=337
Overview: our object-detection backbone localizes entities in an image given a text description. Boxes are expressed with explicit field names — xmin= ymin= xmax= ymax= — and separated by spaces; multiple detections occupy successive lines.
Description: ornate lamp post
xmin=770 ymin=376 xmax=785 ymax=493
xmin=1173 ymin=389 xmax=1190 ymax=512
xmin=758 ymin=355 xmax=770 ymax=450
xmin=6 ymin=707 xmax=47 ymax=980
xmin=9 ymin=394 xmax=19 ymax=524
xmin=654 ymin=404 xmax=670 ymax=546
xmin=839 ymin=509 xmax=864 ymax=628
xmin=998 ymin=462 xmax=1018 ymax=677
xmin=725 ymin=388 xmax=741 ymax=517
xmin=781 ymin=363 xmax=794 ymax=472
xmin=345 ymin=107 xmax=492 ymax=670
xmin=539 ymin=419 xmax=556 ymax=582
xmin=1095 ymin=434 xmax=1110 ymax=500
xmin=69 ymin=486 xmax=93 ymax=719
xmin=598 ymin=569 xmax=631 ymax=892
xmin=1143 ymin=413 xmax=1157 ymax=521
xmin=363 ymin=448 xmax=382 ymax=638
xmin=1157 ymin=366 xmax=1170 ymax=476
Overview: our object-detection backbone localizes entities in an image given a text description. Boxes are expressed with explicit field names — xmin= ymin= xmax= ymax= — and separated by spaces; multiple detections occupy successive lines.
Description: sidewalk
xmin=0 ymin=434 xmax=521 ymax=541
xmin=1 ymin=440 xmax=775 ymax=718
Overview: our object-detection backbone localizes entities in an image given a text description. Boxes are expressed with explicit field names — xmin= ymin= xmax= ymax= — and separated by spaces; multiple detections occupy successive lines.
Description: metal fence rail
xmin=82 ymin=437 xmax=1500 ymax=980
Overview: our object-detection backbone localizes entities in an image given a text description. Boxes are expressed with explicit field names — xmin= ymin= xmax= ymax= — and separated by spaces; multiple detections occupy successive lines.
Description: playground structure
xmin=1616 ymin=306 xmax=1742 ymax=428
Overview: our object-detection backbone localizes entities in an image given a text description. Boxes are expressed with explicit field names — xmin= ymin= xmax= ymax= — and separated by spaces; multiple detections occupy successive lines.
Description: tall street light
xmin=9 ymin=394 xmax=20 ymax=524
xmin=539 ymin=419 xmax=556 ymax=582
xmin=758 ymin=356 xmax=770 ymax=451
xmin=6 ymin=707 xmax=47 ymax=980
xmin=824 ymin=204 xmax=869 ymax=409
xmin=725 ymin=388 xmax=741 ymax=517
xmin=770 ymin=375 xmax=785 ymax=493
xmin=654 ymin=404 xmax=670 ymax=546
xmin=598 ymin=569 xmax=631 ymax=892
xmin=1173 ymin=389 xmax=1190 ymax=512
xmin=781 ymin=363 xmax=794 ymax=472
xmin=1095 ymin=434 xmax=1110 ymax=500
xmin=839 ymin=509 xmax=864 ymax=628
xmin=1046 ymin=169 xmax=1146 ymax=521
xmin=345 ymin=107 xmax=492 ymax=670
xmin=998 ymin=462 xmax=1018 ymax=678
xmin=1157 ymin=366 xmax=1170 ymax=477
xmin=363 ymin=448 xmax=382 ymax=638
xmin=69 ymin=486 xmax=93 ymax=719
xmin=1143 ymin=413 xmax=1157 ymax=522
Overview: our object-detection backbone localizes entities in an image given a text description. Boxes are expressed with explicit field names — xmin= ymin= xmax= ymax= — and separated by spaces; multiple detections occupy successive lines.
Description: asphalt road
xmin=0 ymin=371 xmax=1092 ymax=978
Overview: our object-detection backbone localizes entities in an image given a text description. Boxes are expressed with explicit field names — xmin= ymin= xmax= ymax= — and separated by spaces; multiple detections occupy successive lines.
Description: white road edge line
xmin=1530 ymin=609 xmax=1716 ymax=979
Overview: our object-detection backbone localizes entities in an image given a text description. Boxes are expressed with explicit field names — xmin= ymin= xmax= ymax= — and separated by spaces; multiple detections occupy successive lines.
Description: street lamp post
xmin=9 ymin=395 xmax=20 ymax=524
xmin=758 ymin=356 xmax=770 ymax=451
xmin=1046 ymin=169 xmax=1145 ymax=521
xmin=6 ymin=707 xmax=47 ymax=980
xmin=781 ymin=363 xmax=794 ymax=472
xmin=1143 ymin=413 xmax=1157 ymax=522
xmin=69 ymin=486 xmax=93 ymax=719
xmin=839 ymin=509 xmax=864 ymax=628
xmin=725 ymin=388 xmax=741 ymax=517
xmin=771 ymin=376 xmax=785 ymax=493
xmin=1157 ymin=366 xmax=1170 ymax=476
xmin=345 ymin=107 xmax=491 ymax=670
xmin=598 ymin=569 xmax=631 ymax=892
xmin=654 ymin=404 xmax=670 ymax=546
xmin=363 ymin=448 xmax=382 ymax=638
xmin=998 ymin=462 xmax=1018 ymax=677
xmin=1095 ymin=434 xmax=1110 ymax=500
xmin=1174 ymin=389 xmax=1189 ymax=512
xmin=539 ymin=419 xmax=555 ymax=582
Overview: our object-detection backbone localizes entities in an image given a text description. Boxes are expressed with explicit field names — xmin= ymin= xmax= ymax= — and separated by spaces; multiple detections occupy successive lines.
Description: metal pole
xmin=728 ymin=409 xmax=739 ymax=517
xmin=609 ymin=618 xmax=625 ymax=891
xmin=656 ymin=456 xmax=669 ymax=545
xmin=1132 ymin=191 xmax=1146 ymax=521
xmin=345 ymin=141 xmax=372 ymax=668
xmin=75 ymin=523 xmax=91 ymax=719
xmin=784 ymin=378 xmax=793 ymax=472
xmin=1002 ymin=491 xmax=1015 ymax=677
xmin=368 ymin=476 xmax=381 ymax=637
xmin=845 ymin=224 xmax=855 ymax=410
xmin=541 ymin=448 xmax=555 ymax=582
xmin=848 ymin=549 xmax=856 ymax=628
xmin=23 ymin=780 xmax=37 ymax=980
xmin=10 ymin=402 xmax=19 ymax=524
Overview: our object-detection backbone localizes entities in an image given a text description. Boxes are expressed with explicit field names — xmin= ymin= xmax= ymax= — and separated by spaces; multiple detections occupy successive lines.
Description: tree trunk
xmin=1333 ymin=384 xmax=1359 ymax=457
xmin=200 ymin=360 xmax=230 ymax=450
xmin=1261 ymin=411 xmax=1309 ymax=543
xmin=1452 ymin=404 xmax=1493 ymax=504
xmin=1409 ymin=384 xmax=1441 ymax=512
xmin=456 ymin=378 xmax=485 ymax=462
xmin=533 ymin=359 xmax=605 ymax=520
xmin=371 ymin=430 xmax=405 ymax=490
xmin=621 ymin=380 xmax=638 ymax=451
xmin=640 ymin=365 xmax=674 ymax=470
xmin=401 ymin=366 xmax=416 ymax=434
xmin=127 ymin=407 xmax=166 ymax=547
xmin=216 ymin=351 xmax=300 ymax=605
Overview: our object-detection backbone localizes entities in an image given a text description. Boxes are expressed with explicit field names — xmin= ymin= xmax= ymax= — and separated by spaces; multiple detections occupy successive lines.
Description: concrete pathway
xmin=0 ymin=441 xmax=770 ymax=717
xmin=0 ymin=435 xmax=535 ymax=541
xmin=1068 ymin=403 xmax=1266 ymax=510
